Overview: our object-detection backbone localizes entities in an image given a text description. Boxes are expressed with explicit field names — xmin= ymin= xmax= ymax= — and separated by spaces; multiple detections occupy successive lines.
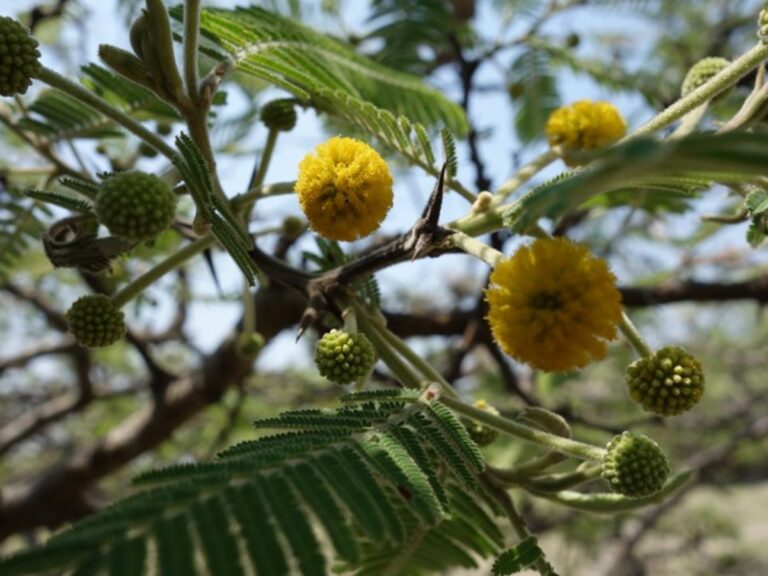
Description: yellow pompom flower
xmin=485 ymin=237 xmax=622 ymax=372
xmin=545 ymin=100 xmax=626 ymax=165
xmin=296 ymin=137 xmax=393 ymax=241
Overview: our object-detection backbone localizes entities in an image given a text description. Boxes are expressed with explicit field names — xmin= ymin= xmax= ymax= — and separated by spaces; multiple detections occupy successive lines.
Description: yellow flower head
xmin=296 ymin=137 xmax=393 ymax=241
xmin=545 ymin=100 xmax=626 ymax=159
xmin=485 ymin=237 xmax=622 ymax=372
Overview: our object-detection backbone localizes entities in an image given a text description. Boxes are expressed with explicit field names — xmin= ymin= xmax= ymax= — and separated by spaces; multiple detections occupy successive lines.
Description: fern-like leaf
xmin=172 ymin=133 xmax=259 ymax=284
xmin=25 ymin=189 xmax=94 ymax=214
xmin=492 ymin=536 xmax=559 ymax=575
xmin=16 ymin=66 xmax=177 ymax=146
xmin=0 ymin=186 xmax=49 ymax=279
xmin=0 ymin=391 xmax=495 ymax=576
xmin=507 ymin=132 xmax=768 ymax=231
xmin=508 ymin=49 xmax=560 ymax=144
xmin=183 ymin=6 xmax=468 ymax=136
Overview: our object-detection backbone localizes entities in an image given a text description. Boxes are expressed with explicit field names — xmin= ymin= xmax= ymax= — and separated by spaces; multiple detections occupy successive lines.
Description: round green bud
xmin=156 ymin=122 xmax=173 ymax=136
xmin=66 ymin=294 xmax=126 ymax=348
xmin=759 ymin=6 xmax=768 ymax=44
xmin=315 ymin=329 xmax=375 ymax=385
xmin=462 ymin=400 xmax=500 ymax=447
xmin=0 ymin=16 xmax=41 ymax=97
xmin=260 ymin=99 xmax=297 ymax=132
xmin=681 ymin=57 xmax=730 ymax=97
xmin=139 ymin=142 xmax=158 ymax=158
xmin=281 ymin=215 xmax=305 ymax=239
xmin=625 ymin=346 xmax=704 ymax=416
xmin=237 ymin=332 xmax=265 ymax=357
xmin=95 ymin=171 xmax=176 ymax=242
xmin=602 ymin=432 xmax=670 ymax=498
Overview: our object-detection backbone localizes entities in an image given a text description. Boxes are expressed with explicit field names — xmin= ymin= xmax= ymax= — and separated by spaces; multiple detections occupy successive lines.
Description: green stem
xmin=492 ymin=147 xmax=560 ymax=206
xmin=445 ymin=44 xmax=768 ymax=241
xmin=721 ymin=83 xmax=768 ymax=131
xmin=492 ymin=452 xmax=566 ymax=478
xmin=449 ymin=231 xmax=504 ymax=266
xmin=249 ymin=129 xmax=279 ymax=192
xmin=524 ymin=465 xmax=602 ymax=492
xmin=242 ymin=280 xmax=256 ymax=335
xmin=619 ymin=311 xmax=652 ymax=358
xmin=484 ymin=482 xmax=556 ymax=576
xmin=669 ymin=104 xmax=709 ymax=139
xmin=241 ymin=128 xmax=280 ymax=221
xmin=448 ymin=203 xmax=506 ymax=237
xmin=531 ymin=470 xmax=695 ymax=513
xmin=111 ymin=235 xmax=214 ymax=308
xmin=342 ymin=307 xmax=358 ymax=333
xmin=440 ymin=395 xmax=607 ymax=462
xmin=234 ymin=181 xmax=296 ymax=206
xmin=36 ymin=67 xmax=177 ymax=160
xmin=630 ymin=42 xmax=768 ymax=138
xmin=358 ymin=305 xmax=460 ymax=400
xmin=183 ymin=0 xmax=202 ymax=104
xmin=357 ymin=313 xmax=423 ymax=389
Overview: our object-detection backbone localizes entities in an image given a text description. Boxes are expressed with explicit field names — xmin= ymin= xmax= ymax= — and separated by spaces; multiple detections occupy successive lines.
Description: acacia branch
xmin=0 ymin=340 xmax=77 ymax=375
xmin=0 ymin=282 xmax=302 ymax=541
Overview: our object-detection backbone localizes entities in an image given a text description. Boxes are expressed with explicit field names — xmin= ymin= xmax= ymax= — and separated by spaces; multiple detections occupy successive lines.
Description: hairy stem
xmin=363 ymin=309 xmax=460 ymax=400
xmin=492 ymin=147 xmax=560 ymax=205
xmin=532 ymin=470 xmax=695 ymax=513
xmin=183 ymin=0 xmax=202 ymax=104
xmin=619 ymin=311 xmax=652 ymax=358
xmin=449 ymin=230 xmax=504 ymax=266
xmin=234 ymin=181 xmax=296 ymax=206
xmin=112 ymin=235 xmax=214 ymax=308
xmin=630 ymin=42 xmax=768 ymax=138
xmin=440 ymin=395 xmax=607 ymax=462
xmin=357 ymin=312 xmax=423 ymax=388
xmin=36 ymin=66 xmax=177 ymax=159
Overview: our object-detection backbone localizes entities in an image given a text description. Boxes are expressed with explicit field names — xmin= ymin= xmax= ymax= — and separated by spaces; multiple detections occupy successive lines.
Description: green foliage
xmin=182 ymin=6 xmax=468 ymax=135
xmin=365 ymin=0 xmax=471 ymax=74
xmin=0 ymin=390 xmax=499 ymax=576
xmin=492 ymin=536 xmax=558 ymax=575
xmin=0 ymin=185 xmax=49 ymax=279
xmin=172 ymin=133 xmax=259 ymax=284
xmin=507 ymin=132 xmax=768 ymax=231
xmin=508 ymin=49 xmax=560 ymax=144
xmin=745 ymin=187 xmax=768 ymax=246
xmin=16 ymin=65 xmax=177 ymax=146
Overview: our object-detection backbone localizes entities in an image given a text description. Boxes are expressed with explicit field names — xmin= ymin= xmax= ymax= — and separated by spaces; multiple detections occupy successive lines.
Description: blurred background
xmin=1 ymin=1 xmax=767 ymax=574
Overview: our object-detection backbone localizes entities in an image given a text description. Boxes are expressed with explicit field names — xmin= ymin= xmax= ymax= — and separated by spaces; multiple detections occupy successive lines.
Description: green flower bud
xmin=156 ymin=122 xmax=173 ymax=136
xmin=602 ymin=432 xmax=670 ymax=498
xmin=759 ymin=5 xmax=768 ymax=44
xmin=281 ymin=215 xmax=305 ymax=239
xmin=237 ymin=332 xmax=265 ymax=357
xmin=260 ymin=99 xmax=298 ymax=132
xmin=626 ymin=346 xmax=704 ymax=416
xmin=462 ymin=400 xmax=500 ymax=447
xmin=66 ymin=294 xmax=126 ymax=348
xmin=681 ymin=57 xmax=730 ymax=98
xmin=98 ymin=44 xmax=154 ymax=91
xmin=95 ymin=171 xmax=176 ymax=243
xmin=0 ymin=16 xmax=41 ymax=97
xmin=138 ymin=142 xmax=158 ymax=158
xmin=315 ymin=329 xmax=375 ymax=385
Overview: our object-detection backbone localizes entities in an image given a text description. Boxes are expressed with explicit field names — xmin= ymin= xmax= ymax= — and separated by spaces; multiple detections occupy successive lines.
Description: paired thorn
xmin=410 ymin=163 xmax=452 ymax=261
